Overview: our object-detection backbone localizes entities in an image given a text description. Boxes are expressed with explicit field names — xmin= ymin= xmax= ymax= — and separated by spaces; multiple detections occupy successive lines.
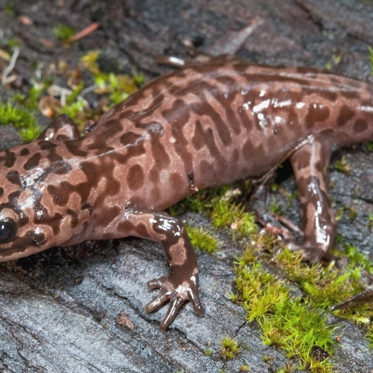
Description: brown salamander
xmin=1 ymin=60 xmax=373 ymax=328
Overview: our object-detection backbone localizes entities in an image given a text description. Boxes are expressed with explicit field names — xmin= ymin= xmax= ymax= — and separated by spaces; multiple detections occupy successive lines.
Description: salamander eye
xmin=0 ymin=219 xmax=17 ymax=244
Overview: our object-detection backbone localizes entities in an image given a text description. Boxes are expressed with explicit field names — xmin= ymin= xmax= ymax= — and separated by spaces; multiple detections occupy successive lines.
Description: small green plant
xmin=334 ymin=155 xmax=350 ymax=173
xmin=220 ymin=336 xmax=241 ymax=359
xmin=239 ymin=364 xmax=250 ymax=371
xmin=185 ymin=225 xmax=219 ymax=254
xmin=80 ymin=51 xmax=140 ymax=106
xmin=367 ymin=213 xmax=373 ymax=229
xmin=343 ymin=243 xmax=373 ymax=274
xmin=276 ymin=362 xmax=295 ymax=373
xmin=205 ymin=347 xmax=212 ymax=356
xmin=269 ymin=200 xmax=283 ymax=215
xmin=0 ymin=100 xmax=41 ymax=141
xmin=233 ymin=242 xmax=337 ymax=370
xmin=179 ymin=186 xmax=257 ymax=239
xmin=324 ymin=53 xmax=342 ymax=71
xmin=366 ymin=141 xmax=373 ymax=152
xmin=5 ymin=3 xmax=14 ymax=15
xmin=53 ymin=24 xmax=75 ymax=41
xmin=367 ymin=328 xmax=373 ymax=348
xmin=369 ymin=46 xmax=373 ymax=76
xmin=61 ymin=100 xmax=85 ymax=123
xmin=335 ymin=206 xmax=357 ymax=222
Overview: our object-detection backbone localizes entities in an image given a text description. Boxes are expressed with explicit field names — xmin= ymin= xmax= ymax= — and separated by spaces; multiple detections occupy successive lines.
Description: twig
xmin=1 ymin=47 xmax=20 ymax=85
xmin=67 ymin=22 xmax=99 ymax=43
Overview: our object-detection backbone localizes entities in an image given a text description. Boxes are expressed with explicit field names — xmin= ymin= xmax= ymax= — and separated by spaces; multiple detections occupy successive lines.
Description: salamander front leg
xmin=289 ymin=138 xmax=335 ymax=262
xmin=38 ymin=114 xmax=80 ymax=141
xmin=122 ymin=204 xmax=203 ymax=330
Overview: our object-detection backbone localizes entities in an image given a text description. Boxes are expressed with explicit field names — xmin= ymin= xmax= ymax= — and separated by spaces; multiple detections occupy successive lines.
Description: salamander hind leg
xmin=122 ymin=204 xmax=203 ymax=330
xmin=288 ymin=137 xmax=335 ymax=263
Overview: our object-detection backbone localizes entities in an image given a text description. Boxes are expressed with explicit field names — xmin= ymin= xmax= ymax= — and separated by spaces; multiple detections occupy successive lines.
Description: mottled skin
xmin=1 ymin=60 xmax=373 ymax=327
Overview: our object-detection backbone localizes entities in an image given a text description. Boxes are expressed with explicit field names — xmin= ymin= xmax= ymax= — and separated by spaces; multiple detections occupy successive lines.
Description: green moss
xmin=366 ymin=213 xmax=373 ymax=229
xmin=61 ymin=100 xmax=85 ymax=123
xmin=269 ymin=199 xmax=283 ymax=215
xmin=185 ymin=225 xmax=219 ymax=254
xmin=5 ymin=3 xmax=14 ymax=16
xmin=334 ymin=155 xmax=350 ymax=173
xmin=366 ymin=141 xmax=373 ymax=152
xmin=274 ymin=248 xmax=362 ymax=309
xmin=80 ymin=51 xmax=139 ymax=107
xmin=231 ymin=232 xmax=373 ymax=366
xmin=276 ymin=362 xmax=295 ymax=373
xmin=0 ymin=49 xmax=145 ymax=144
xmin=233 ymin=241 xmax=337 ymax=370
xmin=183 ymin=186 xmax=257 ymax=239
xmin=367 ymin=328 xmax=373 ymax=348
xmin=335 ymin=206 xmax=357 ymax=222
xmin=220 ymin=336 xmax=241 ymax=359
xmin=369 ymin=46 xmax=373 ymax=76
xmin=238 ymin=364 xmax=250 ymax=371
xmin=0 ymin=100 xmax=41 ymax=141
xmin=53 ymin=24 xmax=75 ymax=41
xmin=205 ymin=347 xmax=212 ymax=356
xmin=343 ymin=243 xmax=373 ymax=274
xmin=324 ymin=54 xmax=342 ymax=71
xmin=13 ymin=83 xmax=44 ymax=111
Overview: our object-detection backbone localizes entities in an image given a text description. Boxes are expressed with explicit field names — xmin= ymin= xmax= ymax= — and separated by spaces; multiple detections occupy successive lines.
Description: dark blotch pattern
xmin=353 ymin=119 xmax=368 ymax=133
xmin=6 ymin=171 xmax=21 ymax=187
xmin=66 ymin=209 xmax=79 ymax=228
xmin=305 ymin=103 xmax=330 ymax=128
xmin=24 ymin=153 xmax=41 ymax=171
xmin=337 ymin=105 xmax=355 ymax=127
xmin=20 ymin=148 xmax=30 ymax=156
xmin=0 ymin=151 xmax=16 ymax=168
xmin=127 ymin=164 xmax=145 ymax=191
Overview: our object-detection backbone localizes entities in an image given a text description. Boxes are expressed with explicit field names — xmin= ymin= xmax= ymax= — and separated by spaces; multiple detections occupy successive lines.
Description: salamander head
xmin=0 ymin=164 xmax=51 ymax=262
xmin=0 ymin=142 xmax=78 ymax=262
xmin=0 ymin=207 xmax=44 ymax=261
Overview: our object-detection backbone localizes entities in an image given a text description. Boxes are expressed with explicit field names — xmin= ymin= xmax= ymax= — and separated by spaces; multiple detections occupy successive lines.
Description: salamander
xmin=1 ymin=59 xmax=373 ymax=328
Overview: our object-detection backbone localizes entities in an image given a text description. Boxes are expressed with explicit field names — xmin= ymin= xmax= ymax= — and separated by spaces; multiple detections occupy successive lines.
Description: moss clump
xmin=274 ymin=244 xmax=373 ymax=350
xmin=231 ymin=246 xmax=335 ymax=371
xmin=334 ymin=155 xmax=350 ymax=173
xmin=220 ymin=336 xmax=241 ymax=359
xmin=238 ymin=364 xmax=250 ymax=371
xmin=0 ymin=100 xmax=41 ymax=141
xmin=185 ymin=225 xmax=219 ymax=254
xmin=273 ymin=248 xmax=363 ymax=309
xmin=367 ymin=328 xmax=373 ymax=348
xmin=53 ymin=24 xmax=75 ymax=41
xmin=182 ymin=186 xmax=257 ymax=239
xmin=269 ymin=199 xmax=283 ymax=215
xmin=81 ymin=50 xmax=141 ymax=105
xmin=205 ymin=347 xmax=212 ymax=356
xmin=1 ymin=49 xmax=145 ymax=143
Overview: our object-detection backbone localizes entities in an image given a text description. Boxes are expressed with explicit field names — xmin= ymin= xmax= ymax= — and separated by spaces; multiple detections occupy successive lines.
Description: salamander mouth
xmin=0 ymin=231 xmax=45 ymax=261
